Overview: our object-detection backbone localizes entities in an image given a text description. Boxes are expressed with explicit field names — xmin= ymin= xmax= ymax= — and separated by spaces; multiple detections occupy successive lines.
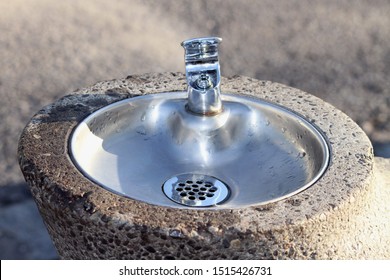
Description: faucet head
xmin=181 ymin=37 xmax=222 ymax=63
xmin=181 ymin=37 xmax=223 ymax=116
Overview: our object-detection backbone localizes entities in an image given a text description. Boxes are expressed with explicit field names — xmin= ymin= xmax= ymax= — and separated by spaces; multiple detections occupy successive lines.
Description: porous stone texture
xmin=18 ymin=73 xmax=388 ymax=259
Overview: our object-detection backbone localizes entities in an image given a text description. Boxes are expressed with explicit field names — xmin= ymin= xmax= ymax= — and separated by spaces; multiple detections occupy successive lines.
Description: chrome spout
xmin=181 ymin=37 xmax=223 ymax=115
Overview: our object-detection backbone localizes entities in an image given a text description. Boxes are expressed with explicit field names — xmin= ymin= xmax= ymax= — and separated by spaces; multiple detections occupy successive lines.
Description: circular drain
xmin=162 ymin=174 xmax=230 ymax=207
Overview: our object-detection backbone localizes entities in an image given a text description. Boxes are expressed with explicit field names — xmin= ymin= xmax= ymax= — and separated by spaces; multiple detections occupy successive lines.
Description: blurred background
xmin=0 ymin=0 xmax=389 ymax=259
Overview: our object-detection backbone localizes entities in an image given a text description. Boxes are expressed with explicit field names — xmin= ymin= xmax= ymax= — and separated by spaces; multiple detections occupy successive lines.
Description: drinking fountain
xmin=18 ymin=37 xmax=389 ymax=259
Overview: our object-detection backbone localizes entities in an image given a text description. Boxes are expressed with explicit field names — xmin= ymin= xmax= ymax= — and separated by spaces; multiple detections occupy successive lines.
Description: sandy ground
xmin=0 ymin=0 xmax=389 ymax=259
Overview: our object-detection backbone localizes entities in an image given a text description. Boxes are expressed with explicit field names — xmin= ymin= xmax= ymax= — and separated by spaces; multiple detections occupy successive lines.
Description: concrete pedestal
xmin=18 ymin=73 xmax=389 ymax=259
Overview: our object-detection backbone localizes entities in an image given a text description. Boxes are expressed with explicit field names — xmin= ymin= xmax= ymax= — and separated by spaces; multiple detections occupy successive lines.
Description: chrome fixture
xmin=70 ymin=92 xmax=330 ymax=209
xmin=162 ymin=173 xmax=230 ymax=207
xmin=181 ymin=37 xmax=223 ymax=115
xmin=69 ymin=37 xmax=330 ymax=209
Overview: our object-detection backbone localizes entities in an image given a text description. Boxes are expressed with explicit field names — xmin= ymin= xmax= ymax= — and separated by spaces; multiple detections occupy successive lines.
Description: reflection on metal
xmin=182 ymin=37 xmax=223 ymax=115
xmin=162 ymin=173 xmax=230 ymax=207
xmin=70 ymin=92 xmax=330 ymax=209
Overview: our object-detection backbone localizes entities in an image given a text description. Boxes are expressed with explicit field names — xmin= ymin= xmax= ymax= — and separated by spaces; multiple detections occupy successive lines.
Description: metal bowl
xmin=70 ymin=92 xmax=330 ymax=208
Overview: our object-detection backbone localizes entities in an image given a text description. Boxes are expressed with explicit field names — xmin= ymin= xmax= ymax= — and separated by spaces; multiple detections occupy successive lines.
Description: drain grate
xmin=162 ymin=174 xmax=230 ymax=207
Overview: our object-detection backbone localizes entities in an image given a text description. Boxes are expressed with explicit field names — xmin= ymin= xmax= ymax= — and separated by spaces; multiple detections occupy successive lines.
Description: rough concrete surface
xmin=18 ymin=73 xmax=389 ymax=259
xmin=1 ymin=0 xmax=389 ymax=259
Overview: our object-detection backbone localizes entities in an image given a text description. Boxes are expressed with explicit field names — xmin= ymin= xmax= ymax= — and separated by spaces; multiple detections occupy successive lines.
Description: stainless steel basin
xmin=70 ymin=91 xmax=330 ymax=209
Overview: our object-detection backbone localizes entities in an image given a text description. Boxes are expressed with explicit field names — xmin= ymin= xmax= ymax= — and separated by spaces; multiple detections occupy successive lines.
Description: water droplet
xmin=136 ymin=126 xmax=146 ymax=135
xmin=265 ymin=120 xmax=270 ymax=126
xmin=298 ymin=152 xmax=306 ymax=158
xmin=141 ymin=113 xmax=146 ymax=122
xmin=282 ymin=127 xmax=287 ymax=133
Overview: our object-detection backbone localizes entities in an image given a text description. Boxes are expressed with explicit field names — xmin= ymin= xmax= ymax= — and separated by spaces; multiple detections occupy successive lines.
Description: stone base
xmin=18 ymin=73 xmax=389 ymax=259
